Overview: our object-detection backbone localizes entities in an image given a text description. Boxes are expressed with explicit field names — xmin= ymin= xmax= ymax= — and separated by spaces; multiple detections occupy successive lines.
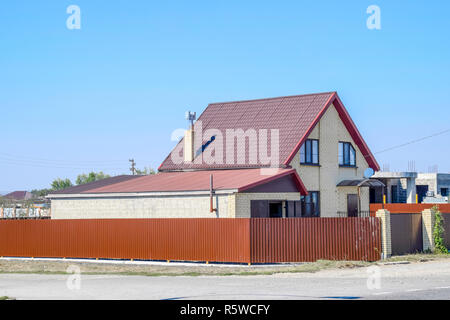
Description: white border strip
xmin=47 ymin=189 xmax=238 ymax=199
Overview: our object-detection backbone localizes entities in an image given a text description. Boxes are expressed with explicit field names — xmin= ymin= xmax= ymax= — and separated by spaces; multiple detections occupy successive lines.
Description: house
xmin=372 ymin=171 xmax=450 ymax=203
xmin=416 ymin=173 xmax=450 ymax=202
xmin=48 ymin=91 xmax=380 ymax=219
xmin=4 ymin=191 xmax=33 ymax=201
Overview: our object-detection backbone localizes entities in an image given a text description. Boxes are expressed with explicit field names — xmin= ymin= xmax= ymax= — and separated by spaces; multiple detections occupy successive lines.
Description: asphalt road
xmin=1 ymin=260 xmax=450 ymax=300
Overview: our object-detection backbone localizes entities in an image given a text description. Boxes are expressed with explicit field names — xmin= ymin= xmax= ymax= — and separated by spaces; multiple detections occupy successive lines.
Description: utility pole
xmin=129 ymin=159 xmax=136 ymax=175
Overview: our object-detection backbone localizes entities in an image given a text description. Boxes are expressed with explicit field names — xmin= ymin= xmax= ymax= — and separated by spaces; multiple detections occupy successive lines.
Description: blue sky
xmin=1 ymin=0 xmax=449 ymax=192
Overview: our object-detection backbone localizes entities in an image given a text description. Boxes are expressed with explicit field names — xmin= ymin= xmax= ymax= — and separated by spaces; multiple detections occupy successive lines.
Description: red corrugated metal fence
xmin=0 ymin=218 xmax=381 ymax=263
xmin=370 ymin=203 xmax=450 ymax=214
xmin=250 ymin=218 xmax=381 ymax=262
xmin=0 ymin=219 xmax=251 ymax=263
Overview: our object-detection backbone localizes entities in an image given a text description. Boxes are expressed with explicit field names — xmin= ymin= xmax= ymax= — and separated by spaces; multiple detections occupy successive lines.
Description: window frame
xmin=300 ymin=139 xmax=319 ymax=166
xmin=338 ymin=141 xmax=356 ymax=167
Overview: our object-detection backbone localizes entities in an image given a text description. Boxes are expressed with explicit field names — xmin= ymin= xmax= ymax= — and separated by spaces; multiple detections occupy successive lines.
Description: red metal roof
xmin=50 ymin=169 xmax=307 ymax=195
xmin=158 ymin=92 xmax=379 ymax=171
xmin=49 ymin=175 xmax=143 ymax=195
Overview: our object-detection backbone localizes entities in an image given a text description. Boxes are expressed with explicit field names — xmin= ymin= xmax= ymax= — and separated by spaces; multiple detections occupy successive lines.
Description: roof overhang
xmin=337 ymin=179 xmax=385 ymax=188
xmin=47 ymin=169 xmax=308 ymax=198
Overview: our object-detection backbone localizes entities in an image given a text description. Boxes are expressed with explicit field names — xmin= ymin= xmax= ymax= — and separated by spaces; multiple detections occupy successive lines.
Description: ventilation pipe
xmin=184 ymin=111 xmax=196 ymax=162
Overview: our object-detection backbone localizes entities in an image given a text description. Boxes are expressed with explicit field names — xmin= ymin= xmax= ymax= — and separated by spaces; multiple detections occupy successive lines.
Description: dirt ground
xmin=0 ymin=254 xmax=448 ymax=276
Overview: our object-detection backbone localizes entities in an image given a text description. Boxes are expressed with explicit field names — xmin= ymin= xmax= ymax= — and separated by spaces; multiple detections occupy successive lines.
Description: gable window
xmin=339 ymin=142 xmax=356 ymax=167
xmin=300 ymin=191 xmax=320 ymax=217
xmin=300 ymin=139 xmax=319 ymax=165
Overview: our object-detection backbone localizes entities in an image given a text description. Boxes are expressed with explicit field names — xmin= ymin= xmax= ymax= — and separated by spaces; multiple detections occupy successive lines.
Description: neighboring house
xmin=4 ymin=191 xmax=33 ymax=201
xmin=48 ymin=91 xmax=380 ymax=219
xmin=416 ymin=173 xmax=450 ymax=202
xmin=371 ymin=172 xmax=450 ymax=204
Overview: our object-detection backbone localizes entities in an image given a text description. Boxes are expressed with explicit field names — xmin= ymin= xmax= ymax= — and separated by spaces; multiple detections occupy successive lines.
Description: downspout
xmin=210 ymin=174 xmax=217 ymax=214
xmin=357 ymin=186 xmax=361 ymax=217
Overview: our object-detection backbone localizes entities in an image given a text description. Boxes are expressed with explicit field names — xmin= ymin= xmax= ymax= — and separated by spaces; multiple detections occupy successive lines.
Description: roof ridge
xmin=209 ymin=91 xmax=336 ymax=106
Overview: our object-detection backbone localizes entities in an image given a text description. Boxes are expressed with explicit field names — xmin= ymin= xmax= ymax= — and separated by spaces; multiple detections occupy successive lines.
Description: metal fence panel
xmin=0 ymin=219 xmax=251 ymax=263
xmin=250 ymin=217 xmax=381 ymax=263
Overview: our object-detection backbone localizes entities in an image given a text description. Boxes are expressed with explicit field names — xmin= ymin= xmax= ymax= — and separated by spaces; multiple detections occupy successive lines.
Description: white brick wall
xmin=52 ymin=194 xmax=233 ymax=219
xmin=289 ymin=103 xmax=370 ymax=217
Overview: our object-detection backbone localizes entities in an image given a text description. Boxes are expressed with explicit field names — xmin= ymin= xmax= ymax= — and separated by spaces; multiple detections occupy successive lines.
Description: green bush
xmin=432 ymin=206 xmax=448 ymax=254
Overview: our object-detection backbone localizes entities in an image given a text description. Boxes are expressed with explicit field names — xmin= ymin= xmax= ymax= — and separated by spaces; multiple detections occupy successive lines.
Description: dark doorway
xmin=269 ymin=202 xmax=282 ymax=218
xmin=251 ymin=200 xmax=284 ymax=218
xmin=416 ymin=185 xmax=428 ymax=203
xmin=391 ymin=185 xmax=398 ymax=203
xmin=347 ymin=194 xmax=358 ymax=217
xmin=369 ymin=187 xmax=383 ymax=203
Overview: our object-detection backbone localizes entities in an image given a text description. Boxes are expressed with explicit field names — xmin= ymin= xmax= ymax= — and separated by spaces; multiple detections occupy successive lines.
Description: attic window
xmin=196 ymin=135 xmax=216 ymax=156
xmin=339 ymin=142 xmax=356 ymax=167
xmin=300 ymin=139 xmax=319 ymax=165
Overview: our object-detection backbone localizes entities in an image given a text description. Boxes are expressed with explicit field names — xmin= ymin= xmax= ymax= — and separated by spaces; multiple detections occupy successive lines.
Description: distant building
xmin=4 ymin=191 xmax=33 ymax=201
xmin=371 ymin=172 xmax=450 ymax=204
xmin=416 ymin=173 xmax=450 ymax=202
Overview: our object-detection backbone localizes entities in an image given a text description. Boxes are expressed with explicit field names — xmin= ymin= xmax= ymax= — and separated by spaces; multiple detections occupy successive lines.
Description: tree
xmin=433 ymin=206 xmax=448 ymax=254
xmin=135 ymin=167 xmax=156 ymax=175
xmin=31 ymin=188 xmax=52 ymax=198
xmin=51 ymin=178 xmax=73 ymax=191
xmin=76 ymin=171 xmax=110 ymax=185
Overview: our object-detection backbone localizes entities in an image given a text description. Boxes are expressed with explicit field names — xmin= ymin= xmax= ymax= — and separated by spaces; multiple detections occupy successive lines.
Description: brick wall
xmin=289 ymin=103 xmax=370 ymax=217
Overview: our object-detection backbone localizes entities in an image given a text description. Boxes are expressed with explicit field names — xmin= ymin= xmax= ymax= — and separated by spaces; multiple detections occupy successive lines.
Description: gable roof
xmin=47 ymin=169 xmax=307 ymax=196
xmin=4 ymin=191 xmax=32 ymax=201
xmin=158 ymin=92 xmax=379 ymax=172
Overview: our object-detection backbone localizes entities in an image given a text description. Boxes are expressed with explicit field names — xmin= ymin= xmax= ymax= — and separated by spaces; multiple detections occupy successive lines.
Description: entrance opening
xmin=269 ymin=202 xmax=282 ymax=218
xmin=416 ymin=185 xmax=428 ymax=203
xmin=347 ymin=194 xmax=358 ymax=217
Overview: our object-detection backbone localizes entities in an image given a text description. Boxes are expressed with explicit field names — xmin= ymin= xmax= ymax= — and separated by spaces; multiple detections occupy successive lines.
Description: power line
xmin=374 ymin=128 xmax=450 ymax=155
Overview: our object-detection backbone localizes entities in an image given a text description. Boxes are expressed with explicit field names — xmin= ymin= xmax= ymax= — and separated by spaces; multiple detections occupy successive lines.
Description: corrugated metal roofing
xmin=48 ymin=175 xmax=143 ymax=195
xmin=158 ymin=92 xmax=379 ymax=171
xmin=48 ymin=169 xmax=307 ymax=195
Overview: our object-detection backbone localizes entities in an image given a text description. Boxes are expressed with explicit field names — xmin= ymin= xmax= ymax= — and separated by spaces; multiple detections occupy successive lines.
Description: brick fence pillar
xmin=376 ymin=209 xmax=392 ymax=259
xmin=422 ymin=209 xmax=435 ymax=252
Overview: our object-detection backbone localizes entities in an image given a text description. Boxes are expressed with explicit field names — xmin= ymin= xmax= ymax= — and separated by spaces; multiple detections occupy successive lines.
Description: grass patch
xmin=0 ymin=253 xmax=448 ymax=277
xmin=385 ymin=253 xmax=450 ymax=263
